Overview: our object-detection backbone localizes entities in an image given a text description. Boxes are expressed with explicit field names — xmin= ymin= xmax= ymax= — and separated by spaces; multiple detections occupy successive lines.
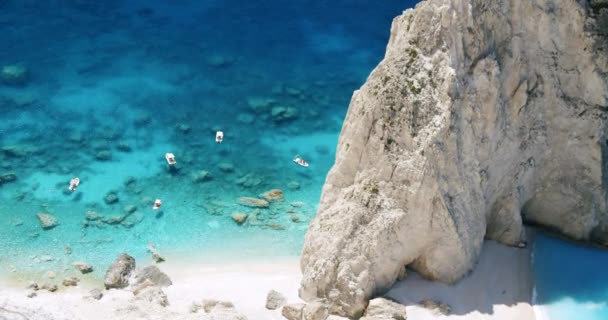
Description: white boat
xmin=293 ymin=155 xmax=309 ymax=167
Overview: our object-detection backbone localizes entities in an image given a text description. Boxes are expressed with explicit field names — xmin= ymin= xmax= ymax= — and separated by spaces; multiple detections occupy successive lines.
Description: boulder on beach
xmin=260 ymin=189 xmax=284 ymax=202
xmin=36 ymin=213 xmax=58 ymax=230
xmin=237 ymin=197 xmax=269 ymax=208
xmin=135 ymin=286 xmax=169 ymax=307
xmin=282 ymin=303 xmax=305 ymax=320
xmin=265 ymin=289 xmax=286 ymax=310
xmin=302 ymin=300 xmax=329 ymax=320
xmin=41 ymin=283 xmax=57 ymax=292
xmin=361 ymin=298 xmax=407 ymax=320
xmin=419 ymin=299 xmax=451 ymax=316
xmin=89 ymin=288 xmax=103 ymax=300
xmin=133 ymin=265 xmax=172 ymax=287
xmin=104 ymin=253 xmax=136 ymax=289
xmin=72 ymin=261 xmax=93 ymax=274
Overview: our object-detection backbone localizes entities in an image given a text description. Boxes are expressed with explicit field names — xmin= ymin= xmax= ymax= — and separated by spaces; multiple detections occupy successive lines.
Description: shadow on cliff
xmin=384 ymin=239 xmax=533 ymax=316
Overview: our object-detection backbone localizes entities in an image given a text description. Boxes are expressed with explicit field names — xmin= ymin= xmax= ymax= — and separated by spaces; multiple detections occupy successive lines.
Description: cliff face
xmin=300 ymin=0 xmax=608 ymax=317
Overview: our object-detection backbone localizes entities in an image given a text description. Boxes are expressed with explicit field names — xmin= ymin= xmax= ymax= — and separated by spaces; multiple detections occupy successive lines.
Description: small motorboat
xmin=165 ymin=153 xmax=176 ymax=165
xmin=153 ymin=199 xmax=162 ymax=210
xmin=215 ymin=131 xmax=224 ymax=143
xmin=68 ymin=177 xmax=80 ymax=191
xmin=293 ymin=155 xmax=309 ymax=168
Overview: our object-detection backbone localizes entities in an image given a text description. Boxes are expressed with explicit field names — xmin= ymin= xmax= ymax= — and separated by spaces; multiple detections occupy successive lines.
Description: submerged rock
xmin=95 ymin=150 xmax=112 ymax=161
xmin=265 ymin=289 xmax=287 ymax=310
xmin=271 ymin=105 xmax=298 ymax=123
xmin=299 ymin=0 xmax=608 ymax=317
xmin=1 ymin=64 xmax=29 ymax=86
xmin=104 ymin=253 xmax=136 ymax=289
xmin=237 ymin=197 xmax=269 ymax=208
xmin=62 ymin=277 xmax=80 ymax=287
xmin=73 ymin=261 xmax=94 ymax=274
xmin=192 ymin=170 xmax=212 ymax=183
xmin=104 ymin=192 xmax=119 ymax=204
xmin=236 ymin=173 xmax=263 ymax=188
xmin=36 ymin=213 xmax=58 ymax=230
xmin=218 ymin=162 xmax=235 ymax=172
xmin=287 ymin=181 xmax=300 ymax=190
xmin=146 ymin=243 xmax=165 ymax=263
xmin=361 ymin=298 xmax=407 ymax=320
xmin=260 ymin=189 xmax=284 ymax=202
xmin=231 ymin=212 xmax=248 ymax=225
xmin=0 ymin=173 xmax=17 ymax=184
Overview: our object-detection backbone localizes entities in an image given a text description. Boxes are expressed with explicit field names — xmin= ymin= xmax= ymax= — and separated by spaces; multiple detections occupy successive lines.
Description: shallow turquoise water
xmin=533 ymin=232 xmax=608 ymax=320
xmin=0 ymin=1 xmax=416 ymax=281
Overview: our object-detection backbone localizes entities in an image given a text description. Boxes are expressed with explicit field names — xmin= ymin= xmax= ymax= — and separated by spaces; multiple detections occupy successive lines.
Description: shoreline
xmin=0 ymin=239 xmax=539 ymax=320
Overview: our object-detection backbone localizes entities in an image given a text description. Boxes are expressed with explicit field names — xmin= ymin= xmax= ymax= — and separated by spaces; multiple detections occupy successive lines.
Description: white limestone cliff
xmin=300 ymin=0 xmax=608 ymax=317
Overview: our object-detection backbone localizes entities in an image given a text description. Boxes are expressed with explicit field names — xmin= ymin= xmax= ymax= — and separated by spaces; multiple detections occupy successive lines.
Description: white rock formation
xmin=300 ymin=0 xmax=608 ymax=317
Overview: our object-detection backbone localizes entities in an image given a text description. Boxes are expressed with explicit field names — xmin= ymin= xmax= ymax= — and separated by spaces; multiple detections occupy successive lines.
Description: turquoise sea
xmin=533 ymin=232 xmax=608 ymax=320
xmin=0 ymin=0 xmax=415 ymax=282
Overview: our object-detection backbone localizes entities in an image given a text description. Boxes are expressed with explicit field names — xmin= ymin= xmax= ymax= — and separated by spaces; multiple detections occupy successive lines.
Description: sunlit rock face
xmin=300 ymin=0 xmax=608 ymax=317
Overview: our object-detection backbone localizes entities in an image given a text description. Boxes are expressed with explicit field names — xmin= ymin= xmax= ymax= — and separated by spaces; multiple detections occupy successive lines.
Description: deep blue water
xmin=0 ymin=0 xmax=415 ymax=282
xmin=533 ymin=232 xmax=608 ymax=320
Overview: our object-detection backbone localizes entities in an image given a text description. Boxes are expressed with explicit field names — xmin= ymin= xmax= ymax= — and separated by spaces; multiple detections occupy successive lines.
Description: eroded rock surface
xmin=300 ymin=0 xmax=608 ymax=317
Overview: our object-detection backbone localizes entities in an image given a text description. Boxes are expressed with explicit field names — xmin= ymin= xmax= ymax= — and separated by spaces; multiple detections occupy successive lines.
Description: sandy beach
xmin=385 ymin=239 xmax=536 ymax=320
xmin=0 ymin=239 xmax=536 ymax=320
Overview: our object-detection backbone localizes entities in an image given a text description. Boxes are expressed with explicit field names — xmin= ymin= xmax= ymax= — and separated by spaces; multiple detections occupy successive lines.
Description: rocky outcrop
xmin=300 ymin=0 xmax=608 ymax=317
xmin=104 ymin=253 xmax=136 ymax=289
xmin=265 ymin=289 xmax=287 ymax=310
xmin=36 ymin=213 xmax=58 ymax=230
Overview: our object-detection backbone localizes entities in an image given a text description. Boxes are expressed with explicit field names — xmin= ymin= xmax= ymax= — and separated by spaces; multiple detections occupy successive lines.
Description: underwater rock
xmin=104 ymin=192 xmax=119 ymax=204
xmin=237 ymin=197 xmax=269 ymax=208
xmin=40 ymin=255 xmax=54 ymax=262
xmin=134 ymin=285 xmax=169 ymax=307
xmin=236 ymin=173 xmax=263 ymax=188
xmin=133 ymin=265 xmax=172 ymax=287
xmin=264 ymin=223 xmax=286 ymax=231
xmin=231 ymin=212 xmax=248 ymax=225
xmin=65 ymin=245 xmax=72 ymax=255
xmin=271 ymin=105 xmax=298 ymax=123
xmin=1 ymin=64 xmax=29 ymax=86
xmin=360 ymin=298 xmax=407 ymax=320
xmin=265 ymin=290 xmax=287 ymax=310
xmin=67 ymin=131 xmax=83 ymax=144
xmin=36 ymin=213 xmax=58 ymax=230
xmin=192 ymin=170 xmax=212 ymax=183
xmin=315 ymin=145 xmax=329 ymax=155
xmin=95 ymin=150 xmax=112 ymax=161
xmin=290 ymin=215 xmax=300 ymax=223
xmin=290 ymin=201 xmax=305 ymax=207
xmin=287 ymin=181 xmax=301 ymax=190
xmin=282 ymin=303 xmax=305 ymax=320
xmin=123 ymin=205 xmax=137 ymax=214
xmin=89 ymin=288 xmax=103 ymax=300
xmin=73 ymin=261 xmax=94 ymax=274
xmin=218 ymin=162 xmax=234 ymax=173
xmin=1 ymin=145 xmax=28 ymax=158
xmin=85 ymin=211 xmax=101 ymax=221
xmin=146 ymin=243 xmax=165 ymax=263
xmin=299 ymin=0 xmax=608 ymax=317
xmin=62 ymin=277 xmax=80 ymax=287
xmin=419 ymin=300 xmax=451 ymax=316
xmin=177 ymin=123 xmax=191 ymax=134
xmin=0 ymin=172 xmax=17 ymax=183
xmin=133 ymin=113 xmax=152 ymax=127
xmin=247 ymin=96 xmax=276 ymax=114
xmin=206 ymin=53 xmax=233 ymax=68
xmin=237 ymin=113 xmax=255 ymax=124
xmin=260 ymin=189 xmax=284 ymax=202
xmin=104 ymin=253 xmax=136 ymax=289
xmin=117 ymin=141 xmax=132 ymax=152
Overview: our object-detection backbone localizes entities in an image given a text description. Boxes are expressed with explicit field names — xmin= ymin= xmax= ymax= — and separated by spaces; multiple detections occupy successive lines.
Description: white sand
xmin=385 ymin=240 xmax=536 ymax=320
xmin=0 ymin=257 xmax=303 ymax=320
xmin=0 ymin=240 xmax=537 ymax=320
